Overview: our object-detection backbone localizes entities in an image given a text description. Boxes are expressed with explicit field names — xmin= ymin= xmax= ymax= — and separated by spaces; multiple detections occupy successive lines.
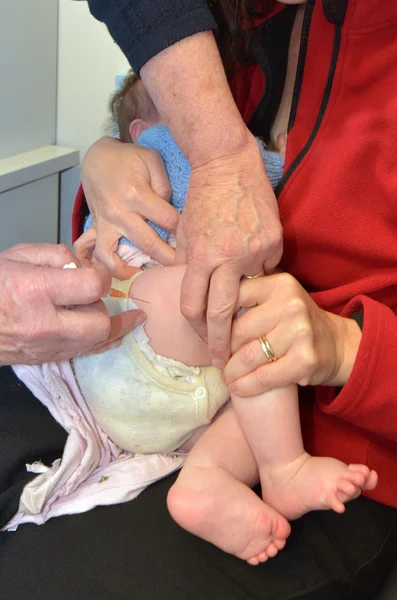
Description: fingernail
xmin=220 ymin=371 xmax=227 ymax=385
xmin=212 ymin=358 xmax=226 ymax=370
xmin=135 ymin=313 xmax=147 ymax=326
xmin=229 ymin=382 xmax=237 ymax=394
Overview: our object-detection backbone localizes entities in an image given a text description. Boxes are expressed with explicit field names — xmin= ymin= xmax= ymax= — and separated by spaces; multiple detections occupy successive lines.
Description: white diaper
xmin=73 ymin=275 xmax=229 ymax=455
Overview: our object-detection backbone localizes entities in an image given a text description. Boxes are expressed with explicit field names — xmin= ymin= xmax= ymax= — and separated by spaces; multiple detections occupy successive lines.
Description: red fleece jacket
xmin=277 ymin=0 xmax=397 ymax=507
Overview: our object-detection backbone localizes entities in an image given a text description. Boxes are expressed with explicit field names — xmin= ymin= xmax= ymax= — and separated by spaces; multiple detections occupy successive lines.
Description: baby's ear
xmin=129 ymin=119 xmax=153 ymax=143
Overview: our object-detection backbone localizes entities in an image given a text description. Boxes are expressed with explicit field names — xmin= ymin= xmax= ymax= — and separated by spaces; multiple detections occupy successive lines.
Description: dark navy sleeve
xmin=80 ymin=0 xmax=217 ymax=73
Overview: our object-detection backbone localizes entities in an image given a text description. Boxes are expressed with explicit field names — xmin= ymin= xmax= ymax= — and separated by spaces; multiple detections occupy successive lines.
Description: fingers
xmin=57 ymin=303 xmax=146 ymax=356
xmin=179 ymin=261 xmax=212 ymax=343
xmin=174 ymin=221 xmax=188 ymax=265
xmin=225 ymin=357 xmax=311 ymax=397
xmin=5 ymin=243 xmax=81 ymax=269
xmin=117 ymin=215 xmax=176 ymax=266
xmin=123 ymin=186 xmax=180 ymax=236
xmin=74 ymin=228 xmax=97 ymax=264
xmin=181 ymin=262 xmax=241 ymax=367
xmin=146 ymin=150 xmax=173 ymax=202
xmin=44 ymin=262 xmax=112 ymax=307
xmin=105 ymin=309 xmax=146 ymax=343
xmin=206 ymin=267 xmax=241 ymax=367
xmin=236 ymin=275 xmax=279 ymax=312
xmin=94 ymin=222 xmax=137 ymax=280
xmin=230 ymin=301 xmax=279 ymax=355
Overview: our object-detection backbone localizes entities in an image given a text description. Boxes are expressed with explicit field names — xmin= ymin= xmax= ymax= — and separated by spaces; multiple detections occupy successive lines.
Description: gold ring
xmin=243 ymin=268 xmax=265 ymax=280
xmin=259 ymin=336 xmax=277 ymax=362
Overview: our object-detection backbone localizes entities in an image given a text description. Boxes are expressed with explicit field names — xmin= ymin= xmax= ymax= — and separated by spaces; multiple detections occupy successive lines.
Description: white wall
xmin=0 ymin=0 xmax=58 ymax=160
xmin=56 ymin=0 xmax=130 ymax=160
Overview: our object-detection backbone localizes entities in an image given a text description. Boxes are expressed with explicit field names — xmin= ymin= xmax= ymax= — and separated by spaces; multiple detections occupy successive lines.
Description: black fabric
xmin=351 ymin=311 xmax=364 ymax=331
xmin=0 ymin=367 xmax=67 ymax=529
xmin=248 ymin=6 xmax=296 ymax=143
xmin=80 ymin=0 xmax=216 ymax=73
xmin=1 ymin=366 xmax=397 ymax=599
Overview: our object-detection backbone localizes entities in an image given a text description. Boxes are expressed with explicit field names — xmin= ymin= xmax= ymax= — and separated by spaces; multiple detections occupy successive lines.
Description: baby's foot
xmin=261 ymin=453 xmax=378 ymax=520
xmin=167 ymin=465 xmax=291 ymax=565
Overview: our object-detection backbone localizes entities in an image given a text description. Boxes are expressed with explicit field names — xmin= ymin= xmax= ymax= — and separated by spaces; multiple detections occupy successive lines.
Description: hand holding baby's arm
xmin=80 ymin=136 xmax=181 ymax=277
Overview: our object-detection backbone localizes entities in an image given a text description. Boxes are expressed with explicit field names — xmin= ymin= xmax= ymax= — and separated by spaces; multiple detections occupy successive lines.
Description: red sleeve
xmin=317 ymin=295 xmax=397 ymax=441
xmin=72 ymin=184 xmax=86 ymax=244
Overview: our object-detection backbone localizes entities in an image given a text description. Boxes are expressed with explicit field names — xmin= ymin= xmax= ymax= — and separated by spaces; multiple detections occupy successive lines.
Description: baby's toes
xmin=247 ymin=552 xmax=268 ymax=566
xmin=325 ymin=488 xmax=346 ymax=513
xmin=273 ymin=538 xmax=286 ymax=551
xmin=363 ymin=469 xmax=378 ymax=491
xmin=344 ymin=468 xmax=367 ymax=489
xmin=265 ymin=542 xmax=279 ymax=558
xmin=348 ymin=464 xmax=370 ymax=477
xmin=336 ymin=477 xmax=361 ymax=501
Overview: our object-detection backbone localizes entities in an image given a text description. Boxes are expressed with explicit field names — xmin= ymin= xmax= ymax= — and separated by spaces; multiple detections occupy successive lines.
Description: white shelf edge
xmin=0 ymin=145 xmax=80 ymax=194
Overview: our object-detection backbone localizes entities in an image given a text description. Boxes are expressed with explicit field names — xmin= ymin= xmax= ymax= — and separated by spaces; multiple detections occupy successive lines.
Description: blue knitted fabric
xmin=84 ymin=125 xmax=284 ymax=246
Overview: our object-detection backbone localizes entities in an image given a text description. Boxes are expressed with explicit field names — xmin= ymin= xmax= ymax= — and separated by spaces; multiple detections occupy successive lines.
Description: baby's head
xmin=110 ymin=71 xmax=161 ymax=143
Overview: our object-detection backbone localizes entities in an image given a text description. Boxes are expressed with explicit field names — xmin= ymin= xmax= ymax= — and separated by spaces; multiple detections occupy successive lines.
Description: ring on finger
xmin=259 ymin=336 xmax=277 ymax=362
xmin=243 ymin=268 xmax=265 ymax=280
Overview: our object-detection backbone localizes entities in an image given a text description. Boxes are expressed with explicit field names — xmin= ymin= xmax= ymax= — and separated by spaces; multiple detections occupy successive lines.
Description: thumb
xmin=94 ymin=222 xmax=137 ymax=280
xmin=146 ymin=150 xmax=172 ymax=202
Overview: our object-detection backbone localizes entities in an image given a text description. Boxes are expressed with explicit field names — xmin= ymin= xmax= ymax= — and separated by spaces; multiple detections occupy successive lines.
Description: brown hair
xmin=110 ymin=71 xmax=159 ymax=143
xmin=210 ymin=0 xmax=277 ymax=76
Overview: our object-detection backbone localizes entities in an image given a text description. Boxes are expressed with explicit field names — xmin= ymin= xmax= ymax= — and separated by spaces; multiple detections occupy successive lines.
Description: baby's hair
xmin=110 ymin=70 xmax=160 ymax=143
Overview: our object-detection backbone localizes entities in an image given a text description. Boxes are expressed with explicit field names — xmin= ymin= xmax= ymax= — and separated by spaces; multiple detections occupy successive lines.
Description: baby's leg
xmin=231 ymin=385 xmax=378 ymax=520
xmin=167 ymin=407 xmax=291 ymax=565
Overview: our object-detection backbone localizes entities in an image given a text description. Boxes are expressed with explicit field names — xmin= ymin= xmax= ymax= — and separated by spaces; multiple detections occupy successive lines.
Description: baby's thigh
xmin=131 ymin=265 xmax=211 ymax=366
xmin=180 ymin=401 xmax=232 ymax=451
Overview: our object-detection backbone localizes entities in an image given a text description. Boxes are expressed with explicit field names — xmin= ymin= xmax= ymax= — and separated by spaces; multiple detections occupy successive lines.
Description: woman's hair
xmin=210 ymin=0 xmax=277 ymax=76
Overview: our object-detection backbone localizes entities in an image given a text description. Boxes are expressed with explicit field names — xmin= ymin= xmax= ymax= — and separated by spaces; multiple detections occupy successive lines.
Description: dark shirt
xmin=79 ymin=0 xmax=216 ymax=73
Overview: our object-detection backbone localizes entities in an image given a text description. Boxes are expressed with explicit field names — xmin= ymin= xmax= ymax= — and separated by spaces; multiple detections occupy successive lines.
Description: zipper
xmin=276 ymin=0 xmax=343 ymax=197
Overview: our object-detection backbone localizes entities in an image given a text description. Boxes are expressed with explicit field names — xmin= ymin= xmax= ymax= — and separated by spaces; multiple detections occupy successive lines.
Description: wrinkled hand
xmin=0 ymin=244 xmax=146 ymax=366
xmin=224 ymin=273 xmax=362 ymax=396
xmin=176 ymin=135 xmax=283 ymax=368
xmin=80 ymin=136 xmax=180 ymax=277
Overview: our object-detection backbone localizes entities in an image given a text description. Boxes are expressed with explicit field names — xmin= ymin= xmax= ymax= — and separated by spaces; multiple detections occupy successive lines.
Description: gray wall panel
xmin=0 ymin=0 xmax=58 ymax=159
xmin=0 ymin=175 xmax=59 ymax=250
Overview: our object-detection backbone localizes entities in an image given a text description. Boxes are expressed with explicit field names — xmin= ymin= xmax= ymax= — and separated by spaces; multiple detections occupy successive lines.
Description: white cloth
xmin=6 ymin=360 xmax=184 ymax=531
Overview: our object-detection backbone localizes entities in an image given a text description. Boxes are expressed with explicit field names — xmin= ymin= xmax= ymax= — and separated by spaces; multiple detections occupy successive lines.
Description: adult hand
xmin=81 ymin=136 xmax=180 ymax=277
xmin=0 ymin=244 xmax=146 ymax=366
xmin=224 ymin=273 xmax=362 ymax=396
xmin=176 ymin=133 xmax=283 ymax=368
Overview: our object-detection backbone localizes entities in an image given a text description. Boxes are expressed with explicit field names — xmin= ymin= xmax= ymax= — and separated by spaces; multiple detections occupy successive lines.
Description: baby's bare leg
xmin=131 ymin=264 xmax=211 ymax=365
xmin=168 ymin=407 xmax=291 ymax=565
xmin=231 ymin=385 xmax=378 ymax=519
xmin=131 ymin=267 xmax=377 ymax=520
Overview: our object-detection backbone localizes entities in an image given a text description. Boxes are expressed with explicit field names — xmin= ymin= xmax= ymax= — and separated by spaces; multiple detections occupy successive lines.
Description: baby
xmin=74 ymin=72 xmax=377 ymax=565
